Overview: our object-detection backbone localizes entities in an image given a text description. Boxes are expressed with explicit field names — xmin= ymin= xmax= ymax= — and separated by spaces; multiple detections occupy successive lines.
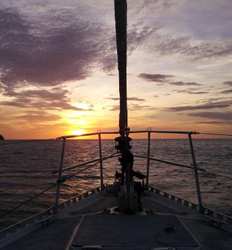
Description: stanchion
xmin=98 ymin=133 xmax=104 ymax=190
xmin=188 ymin=133 xmax=203 ymax=212
xmin=54 ymin=138 xmax=66 ymax=212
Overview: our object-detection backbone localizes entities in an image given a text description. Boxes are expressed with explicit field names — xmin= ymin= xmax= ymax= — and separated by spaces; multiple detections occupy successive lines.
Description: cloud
xmin=224 ymin=81 xmax=232 ymax=86
xmin=138 ymin=73 xmax=173 ymax=82
xmin=150 ymin=32 xmax=232 ymax=60
xmin=190 ymin=111 xmax=232 ymax=121
xmin=110 ymin=103 xmax=153 ymax=111
xmin=110 ymin=105 xmax=119 ymax=111
xmin=0 ymin=6 xmax=158 ymax=114
xmin=176 ymin=89 xmax=208 ymax=94
xmin=138 ymin=73 xmax=202 ymax=86
xmin=169 ymin=81 xmax=201 ymax=86
xmin=0 ymin=8 xmax=117 ymax=91
xmin=133 ymin=0 xmax=177 ymax=11
xmin=15 ymin=111 xmax=61 ymax=122
xmin=0 ymin=4 xmax=163 ymax=96
xmin=166 ymin=100 xmax=232 ymax=112
xmin=129 ymin=104 xmax=154 ymax=111
xmin=107 ymin=97 xmax=145 ymax=102
xmin=0 ymin=87 xmax=92 ymax=111
xmin=221 ymin=89 xmax=232 ymax=94
xmin=198 ymin=120 xmax=232 ymax=125
xmin=127 ymin=24 xmax=160 ymax=53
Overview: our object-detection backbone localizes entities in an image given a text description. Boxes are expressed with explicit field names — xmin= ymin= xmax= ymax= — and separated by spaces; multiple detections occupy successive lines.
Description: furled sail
xmin=114 ymin=0 xmax=128 ymax=136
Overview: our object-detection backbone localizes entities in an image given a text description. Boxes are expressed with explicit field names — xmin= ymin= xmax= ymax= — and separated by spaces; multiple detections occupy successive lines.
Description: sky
xmin=0 ymin=0 xmax=232 ymax=139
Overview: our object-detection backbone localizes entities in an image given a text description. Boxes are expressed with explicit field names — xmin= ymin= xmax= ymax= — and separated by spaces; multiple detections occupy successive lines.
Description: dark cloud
xmin=129 ymin=104 xmax=154 ymax=111
xmin=4 ymin=87 xmax=68 ymax=100
xmin=127 ymin=25 xmax=159 ymax=52
xmin=128 ymin=97 xmax=146 ymax=102
xmin=0 ymin=87 xmax=92 ymax=111
xmin=190 ymin=111 xmax=232 ymax=121
xmin=138 ymin=73 xmax=173 ymax=82
xmin=134 ymin=0 xmax=177 ymax=11
xmin=110 ymin=103 xmax=153 ymax=111
xmin=221 ymin=89 xmax=232 ymax=94
xmin=107 ymin=97 xmax=145 ymax=102
xmin=0 ymin=7 xmax=190 ymax=118
xmin=176 ymin=89 xmax=208 ymax=94
xmin=224 ymin=81 xmax=232 ymax=87
xmin=110 ymin=105 xmax=119 ymax=111
xmin=169 ymin=81 xmax=201 ymax=86
xmin=0 ymin=5 xmax=160 ymax=98
xmin=15 ymin=111 xmax=61 ymax=122
xmin=166 ymin=100 xmax=232 ymax=112
xmin=139 ymin=73 xmax=202 ymax=87
xmin=200 ymin=97 xmax=223 ymax=103
xmin=151 ymin=33 xmax=232 ymax=60
xmin=0 ymin=8 xmax=116 ymax=91
xmin=198 ymin=120 xmax=232 ymax=125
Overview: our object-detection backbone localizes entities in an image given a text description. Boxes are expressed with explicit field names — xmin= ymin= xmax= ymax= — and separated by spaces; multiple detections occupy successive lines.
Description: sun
xmin=69 ymin=129 xmax=86 ymax=136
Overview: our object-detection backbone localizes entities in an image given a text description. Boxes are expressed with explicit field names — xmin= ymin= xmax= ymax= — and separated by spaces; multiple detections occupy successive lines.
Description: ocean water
xmin=0 ymin=138 xmax=232 ymax=228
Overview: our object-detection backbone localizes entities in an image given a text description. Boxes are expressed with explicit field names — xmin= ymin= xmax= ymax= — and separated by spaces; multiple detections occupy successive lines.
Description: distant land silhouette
xmin=0 ymin=134 xmax=5 ymax=140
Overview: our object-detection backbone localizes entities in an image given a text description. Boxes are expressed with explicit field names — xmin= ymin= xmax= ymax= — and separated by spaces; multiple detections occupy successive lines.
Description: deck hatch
xmin=71 ymin=215 xmax=199 ymax=250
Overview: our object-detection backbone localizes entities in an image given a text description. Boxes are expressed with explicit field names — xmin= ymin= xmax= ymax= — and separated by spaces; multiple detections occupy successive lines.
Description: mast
xmin=114 ymin=0 xmax=128 ymax=136
xmin=114 ymin=0 xmax=140 ymax=213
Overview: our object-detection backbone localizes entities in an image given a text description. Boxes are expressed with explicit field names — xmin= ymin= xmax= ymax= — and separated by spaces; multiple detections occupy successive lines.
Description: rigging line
xmin=63 ymin=165 xmax=99 ymax=181
xmin=200 ymin=169 xmax=232 ymax=181
xmin=134 ymin=154 xmax=205 ymax=171
xmin=0 ymin=183 xmax=57 ymax=219
xmin=60 ymin=153 xmax=119 ymax=181
xmin=59 ymin=152 xmax=119 ymax=173
xmin=135 ymin=155 xmax=232 ymax=180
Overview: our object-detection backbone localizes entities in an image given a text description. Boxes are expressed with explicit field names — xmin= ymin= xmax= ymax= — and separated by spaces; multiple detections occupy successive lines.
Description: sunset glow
xmin=0 ymin=1 xmax=232 ymax=139
xmin=67 ymin=129 xmax=86 ymax=136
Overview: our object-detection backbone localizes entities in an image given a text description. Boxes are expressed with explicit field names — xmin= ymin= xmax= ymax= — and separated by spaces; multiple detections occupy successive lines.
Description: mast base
xmin=118 ymin=183 xmax=142 ymax=214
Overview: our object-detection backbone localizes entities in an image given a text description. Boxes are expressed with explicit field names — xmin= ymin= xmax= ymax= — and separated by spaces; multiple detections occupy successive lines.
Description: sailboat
xmin=0 ymin=0 xmax=232 ymax=249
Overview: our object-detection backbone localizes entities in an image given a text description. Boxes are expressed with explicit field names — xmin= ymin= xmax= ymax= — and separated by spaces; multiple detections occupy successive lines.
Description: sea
xmin=0 ymin=139 xmax=232 ymax=228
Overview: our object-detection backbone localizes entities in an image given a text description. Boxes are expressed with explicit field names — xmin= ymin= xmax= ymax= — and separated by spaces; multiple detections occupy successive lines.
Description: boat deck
xmin=2 ymin=188 xmax=232 ymax=250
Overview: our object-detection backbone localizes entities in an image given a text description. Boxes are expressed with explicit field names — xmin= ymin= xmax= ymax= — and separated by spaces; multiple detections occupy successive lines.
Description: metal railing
xmin=1 ymin=129 xmax=232 ymax=233
xmin=56 ymin=129 xmax=232 ymax=212
xmin=55 ymin=129 xmax=202 ymax=210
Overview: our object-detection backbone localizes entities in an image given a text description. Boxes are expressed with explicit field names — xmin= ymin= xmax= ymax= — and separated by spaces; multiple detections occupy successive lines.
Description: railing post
xmin=188 ymin=133 xmax=203 ymax=212
xmin=146 ymin=131 xmax=151 ymax=187
xmin=54 ymin=138 xmax=66 ymax=212
xmin=98 ymin=133 xmax=104 ymax=190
